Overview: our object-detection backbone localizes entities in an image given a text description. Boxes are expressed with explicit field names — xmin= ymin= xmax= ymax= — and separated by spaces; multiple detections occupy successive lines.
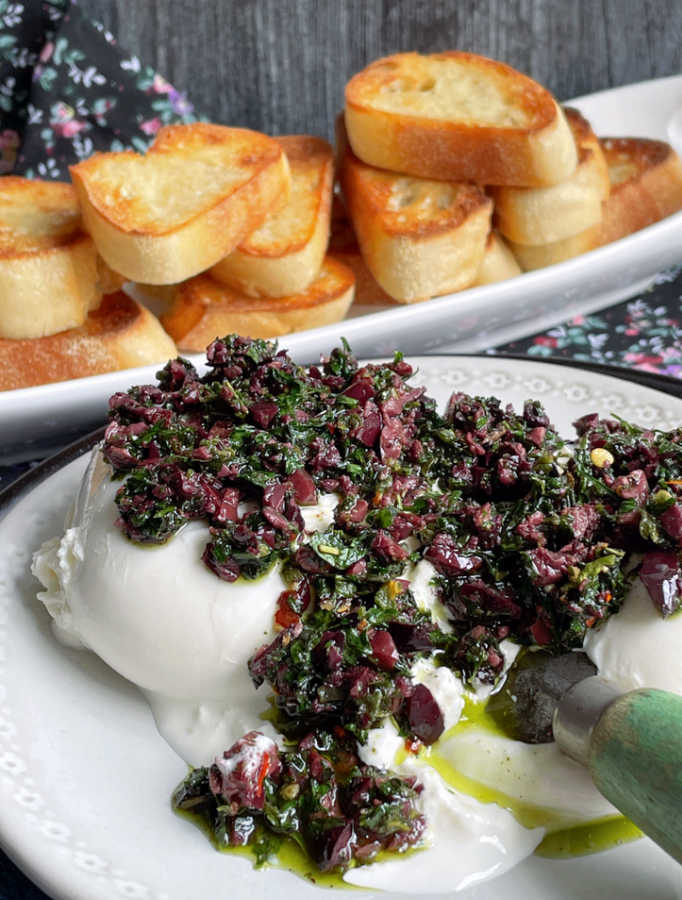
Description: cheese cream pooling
xmin=33 ymin=450 xmax=545 ymax=891
xmin=32 ymin=337 xmax=682 ymax=887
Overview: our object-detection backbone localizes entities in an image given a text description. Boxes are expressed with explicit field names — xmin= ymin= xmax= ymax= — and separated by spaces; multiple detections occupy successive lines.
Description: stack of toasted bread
xmin=501 ymin=128 xmax=682 ymax=270
xmin=0 ymin=176 xmax=177 ymax=390
xmin=2 ymin=51 xmax=681 ymax=390
xmin=160 ymin=132 xmax=355 ymax=350
xmin=0 ymin=125 xmax=355 ymax=387
xmin=340 ymin=51 xmax=682 ymax=299
xmin=73 ymin=125 xmax=353 ymax=353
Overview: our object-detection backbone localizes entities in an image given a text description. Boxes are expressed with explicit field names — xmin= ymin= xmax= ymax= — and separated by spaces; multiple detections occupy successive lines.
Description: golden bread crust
xmin=347 ymin=52 xmax=554 ymax=129
xmin=342 ymin=153 xmax=491 ymax=240
xmin=72 ymin=125 xmax=284 ymax=235
xmin=329 ymin=198 xmax=398 ymax=307
xmin=509 ymin=137 xmax=682 ymax=269
xmin=96 ymin=257 xmax=126 ymax=295
xmin=507 ymin=224 xmax=601 ymax=270
xmin=237 ymin=136 xmax=333 ymax=257
xmin=344 ymin=52 xmax=578 ymax=186
xmin=70 ymin=124 xmax=291 ymax=284
xmin=0 ymin=177 xmax=82 ymax=256
xmin=599 ymin=137 xmax=682 ymax=243
xmin=338 ymin=133 xmax=492 ymax=302
xmin=210 ymin=135 xmax=333 ymax=297
xmin=0 ymin=178 xmax=105 ymax=339
xmin=161 ymin=256 xmax=355 ymax=350
xmin=0 ymin=291 xmax=177 ymax=390
xmin=602 ymin=137 xmax=672 ymax=187
xmin=0 ymin=233 xmax=101 ymax=339
xmin=491 ymin=106 xmax=610 ymax=245
xmin=473 ymin=232 xmax=522 ymax=285
xmin=564 ymin=107 xmax=610 ymax=200
xmin=337 ymin=248 xmax=400 ymax=306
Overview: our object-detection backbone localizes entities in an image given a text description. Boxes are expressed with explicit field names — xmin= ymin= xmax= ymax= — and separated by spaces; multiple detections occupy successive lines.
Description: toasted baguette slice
xmin=0 ymin=177 xmax=103 ymax=339
xmin=508 ymin=224 xmax=600 ymax=270
xmin=571 ymin=108 xmax=610 ymax=199
xmin=162 ymin=256 xmax=355 ymax=351
xmin=328 ymin=196 xmax=398 ymax=307
xmin=473 ymin=232 xmax=522 ymax=285
xmin=345 ymin=52 xmax=577 ymax=187
xmin=211 ymin=136 xmax=333 ymax=296
xmin=599 ymin=137 xmax=682 ymax=243
xmin=70 ymin=124 xmax=291 ymax=285
xmin=510 ymin=137 xmax=682 ymax=270
xmin=492 ymin=108 xmax=610 ymax=244
xmin=97 ymin=257 xmax=126 ymax=295
xmin=338 ymin=130 xmax=492 ymax=302
xmin=0 ymin=291 xmax=177 ymax=391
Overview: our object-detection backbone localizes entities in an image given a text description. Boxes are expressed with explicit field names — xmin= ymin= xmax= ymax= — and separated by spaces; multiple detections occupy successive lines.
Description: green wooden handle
xmin=589 ymin=688 xmax=682 ymax=863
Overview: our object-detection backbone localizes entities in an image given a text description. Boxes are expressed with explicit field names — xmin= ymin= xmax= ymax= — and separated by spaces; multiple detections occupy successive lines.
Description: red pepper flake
xmin=404 ymin=737 xmax=422 ymax=755
xmin=274 ymin=590 xmax=301 ymax=629
xmin=257 ymin=753 xmax=271 ymax=791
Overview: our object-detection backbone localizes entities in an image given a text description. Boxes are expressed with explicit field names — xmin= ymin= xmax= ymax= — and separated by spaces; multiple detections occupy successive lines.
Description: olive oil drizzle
xmin=419 ymin=694 xmax=642 ymax=856
xmin=177 ymin=684 xmax=641 ymax=888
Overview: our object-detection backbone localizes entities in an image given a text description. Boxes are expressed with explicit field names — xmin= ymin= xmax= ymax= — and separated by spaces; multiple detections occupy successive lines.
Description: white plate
xmin=2 ymin=74 xmax=682 ymax=462
xmin=1 ymin=357 xmax=682 ymax=900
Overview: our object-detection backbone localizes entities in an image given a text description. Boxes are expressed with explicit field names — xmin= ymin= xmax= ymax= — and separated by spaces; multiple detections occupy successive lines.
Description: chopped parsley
xmin=103 ymin=335 xmax=682 ymax=871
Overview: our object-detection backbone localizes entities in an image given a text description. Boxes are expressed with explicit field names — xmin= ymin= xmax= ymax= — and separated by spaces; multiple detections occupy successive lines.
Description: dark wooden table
xmin=1 ymin=1 xmax=681 ymax=896
xmin=80 ymin=0 xmax=682 ymax=137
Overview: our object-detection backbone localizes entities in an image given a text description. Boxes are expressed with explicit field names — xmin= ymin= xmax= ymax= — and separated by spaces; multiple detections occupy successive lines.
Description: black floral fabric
xmin=494 ymin=266 xmax=682 ymax=375
xmin=0 ymin=0 xmax=196 ymax=179
xmin=0 ymin=0 xmax=66 ymax=173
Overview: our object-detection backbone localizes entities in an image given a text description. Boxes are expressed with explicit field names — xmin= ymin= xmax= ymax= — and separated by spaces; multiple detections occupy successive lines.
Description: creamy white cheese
xmin=584 ymin=576 xmax=682 ymax=693
xmin=467 ymin=638 xmax=522 ymax=701
xmin=358 ymin=719 xmax=403 ymax=769
xmin=300 ymin=492 xmax=339 ymax=532
xmin=356 ymin=577 xmax=682 ymax=836
xmin=436 ymin=729 xmax=617 ymax=826
xmin=144 ymin=692 xmax=281 ymax=766
xmin=32 ymin=456 xmax=351 ymax=766
xmin=358 ymin=659 xmax=465 ymax=767
xmin=411 ymin=657 xmax=465 ymax=731
xmin=436 ymin=579 xmax=682 ymax=828
xmin=33 ymin=466 xmax=285 ymax=702
xmin=345 ymin=763 xmax=543 ymax=893
xmin=406 ymin=558 xmax=453 ymax=632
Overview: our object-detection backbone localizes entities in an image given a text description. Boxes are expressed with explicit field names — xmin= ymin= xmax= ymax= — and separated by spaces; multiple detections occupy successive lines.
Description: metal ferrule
xmin=553 ymin=676 xmax=621 ymax=766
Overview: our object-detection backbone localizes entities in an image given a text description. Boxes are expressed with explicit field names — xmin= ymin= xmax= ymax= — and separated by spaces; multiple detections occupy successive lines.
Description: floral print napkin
xmin=495 ymin=266 xmax=682 ymax=375
xmin=0 ymin=0 xmax=195 ymax=179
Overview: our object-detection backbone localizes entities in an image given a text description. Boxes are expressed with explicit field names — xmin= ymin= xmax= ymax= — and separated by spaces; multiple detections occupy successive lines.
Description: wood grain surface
xmin=78 ymin=0 xmax=682 ymax=138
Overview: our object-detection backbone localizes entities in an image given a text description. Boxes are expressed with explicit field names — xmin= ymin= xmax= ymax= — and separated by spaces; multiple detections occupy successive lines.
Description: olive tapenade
xmin=103 ymin=336 xmax=682 ymax=871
